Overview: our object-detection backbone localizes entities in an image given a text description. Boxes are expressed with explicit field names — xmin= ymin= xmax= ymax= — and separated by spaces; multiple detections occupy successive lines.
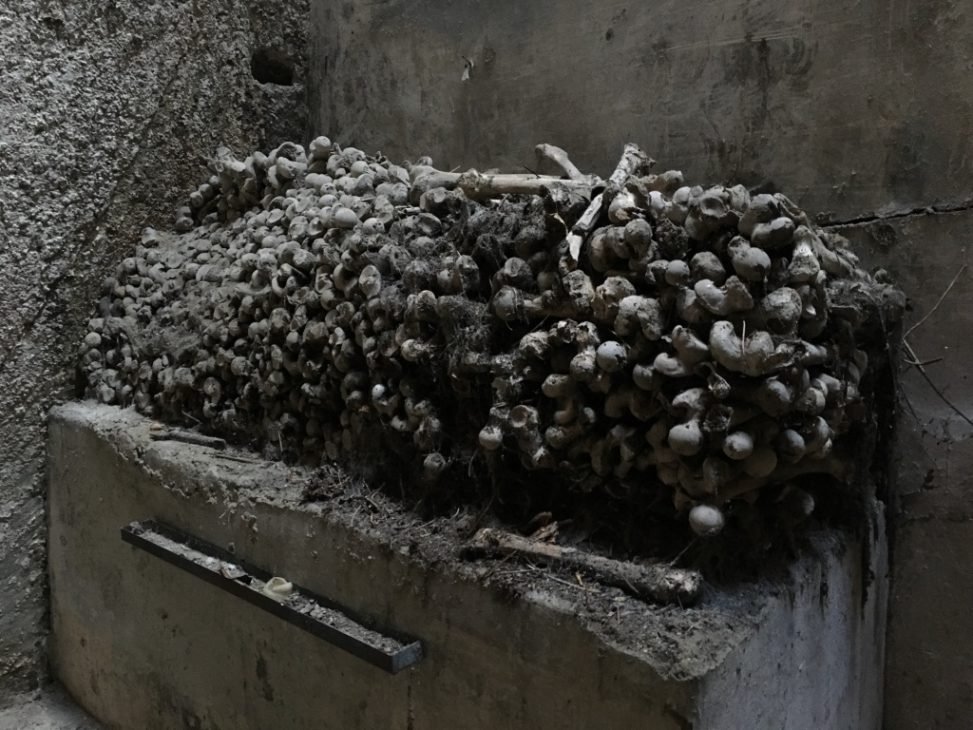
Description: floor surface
xmin=0 ymin=685 xmax=101 ymax=729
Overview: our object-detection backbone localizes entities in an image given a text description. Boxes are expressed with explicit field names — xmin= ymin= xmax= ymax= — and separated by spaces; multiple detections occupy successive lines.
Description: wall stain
xmin=256 ymin=655 xmax=275 ymax=702
xmin=886 ymin=122 xmax=929 ymax=203
xmin=783 ymin=38 xmax=815 ymax=88
xmin=868 ymin=223 xmax=899 ymax=250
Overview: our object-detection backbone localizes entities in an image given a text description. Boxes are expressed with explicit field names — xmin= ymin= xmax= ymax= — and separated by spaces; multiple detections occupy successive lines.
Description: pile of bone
xmin=80 ymin=137 xmax=900 ymax=536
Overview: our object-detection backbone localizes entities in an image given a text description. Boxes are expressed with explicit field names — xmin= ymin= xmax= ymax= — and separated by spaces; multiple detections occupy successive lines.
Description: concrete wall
xmin=839 ymin=213 xmax=973 ymax=729
xmin=309 ymin=1 xmax=973 ymax=726
xmin=48 ymin=403 xmax=888 ymax=730
xmin=0 ymin=0 xmax=307 ymax=701
xmin=311 ymin=0 xmax=973 ymax=223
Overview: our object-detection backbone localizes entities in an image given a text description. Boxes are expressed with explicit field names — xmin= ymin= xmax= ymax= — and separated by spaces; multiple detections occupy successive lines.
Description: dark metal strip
xmin=120 ymin=519 xmax=423 ymax=674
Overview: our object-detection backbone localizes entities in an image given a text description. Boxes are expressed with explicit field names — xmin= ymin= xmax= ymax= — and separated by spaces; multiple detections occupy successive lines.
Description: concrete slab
xmin=48 ymin=403 xmax=886 ymax=729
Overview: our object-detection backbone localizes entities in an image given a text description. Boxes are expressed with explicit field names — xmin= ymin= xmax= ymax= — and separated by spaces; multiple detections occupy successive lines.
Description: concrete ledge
xmin=47 ymin=403 xmax=885 ymax=729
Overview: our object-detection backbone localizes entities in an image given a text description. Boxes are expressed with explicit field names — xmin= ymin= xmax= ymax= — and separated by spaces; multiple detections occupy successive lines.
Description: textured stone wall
xmin=0 ymin=0 xmax=307 ymax=699
xmin=309 ymin=1 xmax=973 ymax=726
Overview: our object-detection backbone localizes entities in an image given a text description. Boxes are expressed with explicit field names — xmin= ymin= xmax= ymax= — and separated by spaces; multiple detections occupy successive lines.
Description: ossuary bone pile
xmin=80 ymin=137 xmax=902 ymax=537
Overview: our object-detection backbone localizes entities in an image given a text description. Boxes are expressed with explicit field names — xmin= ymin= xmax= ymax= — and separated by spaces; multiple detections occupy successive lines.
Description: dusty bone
xmin=608 ymin=189 xmax=640 ymax=224
xmin=535 ymin=143 xmax=586 ymax=181
xmin=86 ymin=134 xmax=902 ymax=536
xmin=695 ymin=276 xmax=754 ymax=315
xmin=723 ymin=430 xmax=755 ymax=460
xmin=717 ymin=455 xmax=852 ymax=503
xmin=667 ymin=387 xmax=708 ymax=456
xmin=566 ymin=143 xmax=653 ymax=262
xmin=565 ymin=192 xmax=605 ymax=263
xmin=709 ymin=321 xmax=776 ymax=376
xmin=728 ymin=236 xmax=771 ymax=282
xmin=410 ymin=168 xmax=592 ymax=202
xmin=149 ymin=427 xmax=227 ymax=450
xmin=463 ymin=527 xmax=702 ymax=605
xmin=458 ymin=170 xmax=594 ymax=200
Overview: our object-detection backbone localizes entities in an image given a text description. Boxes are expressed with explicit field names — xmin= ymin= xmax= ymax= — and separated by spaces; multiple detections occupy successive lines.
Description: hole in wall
xmin=250 ymin=48 xmax=295 ymax=86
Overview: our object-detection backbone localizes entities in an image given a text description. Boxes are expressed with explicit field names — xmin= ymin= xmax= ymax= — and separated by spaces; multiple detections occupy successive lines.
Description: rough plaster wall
xmin=309 ymin=1 xmax=973 ymax=726
xmin=0 ymin=0 xmax=307 ymax=700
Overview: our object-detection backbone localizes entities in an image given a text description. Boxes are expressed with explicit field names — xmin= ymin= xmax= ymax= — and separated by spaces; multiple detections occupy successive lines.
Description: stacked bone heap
xmin=80 ymin=137 xmax=902 ymax=540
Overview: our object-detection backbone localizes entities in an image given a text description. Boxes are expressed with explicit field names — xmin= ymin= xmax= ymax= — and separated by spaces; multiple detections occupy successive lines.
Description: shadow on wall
xmin=251 ymin=47 xmax=297 ymax=86
xmin=250 ymin=45 xmax=308 ymax=150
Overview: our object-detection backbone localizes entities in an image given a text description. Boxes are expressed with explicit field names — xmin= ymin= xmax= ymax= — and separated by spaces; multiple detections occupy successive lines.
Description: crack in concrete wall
xmin=822 ymin=197 xmax=973 ymax=229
